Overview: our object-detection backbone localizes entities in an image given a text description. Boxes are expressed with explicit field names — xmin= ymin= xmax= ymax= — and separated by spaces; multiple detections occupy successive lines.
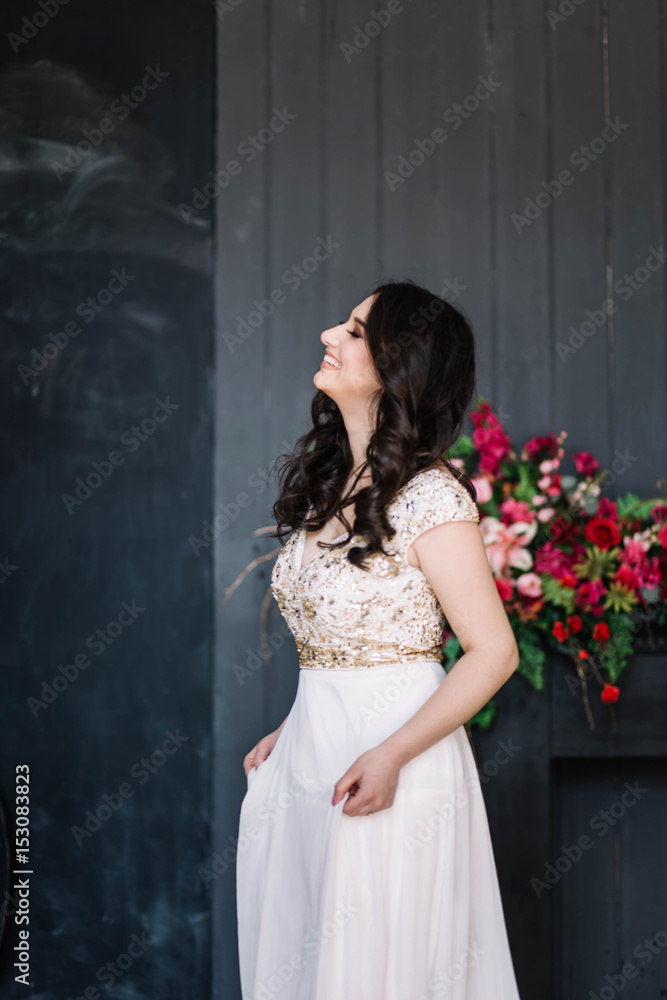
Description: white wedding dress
xmin=236 ymin=467 xmax=522 ymax=1000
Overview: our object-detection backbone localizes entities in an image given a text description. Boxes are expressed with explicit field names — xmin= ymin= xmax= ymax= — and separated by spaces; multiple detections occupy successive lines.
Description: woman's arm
xmin=332 ymin=519 xmax=519 ymax=812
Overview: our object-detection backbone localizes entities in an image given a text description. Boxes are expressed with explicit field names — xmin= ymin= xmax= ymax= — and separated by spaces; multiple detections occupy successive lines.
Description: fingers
xmin=331 ymin=765 xmax=363 ymax=807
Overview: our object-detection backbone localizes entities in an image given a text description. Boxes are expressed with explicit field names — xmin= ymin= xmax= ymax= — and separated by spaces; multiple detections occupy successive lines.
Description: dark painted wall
xmin=1 ymin=1 xmax=665 ymax=999
xmin=0 ymin=1 xmax=213 ymax=997
xmin=214 ymin=2 xmax=666 ymax=999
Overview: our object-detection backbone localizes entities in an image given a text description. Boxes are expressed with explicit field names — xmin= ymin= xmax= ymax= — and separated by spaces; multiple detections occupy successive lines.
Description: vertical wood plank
xmin=607 ymin=0 xmax=666 ymax=495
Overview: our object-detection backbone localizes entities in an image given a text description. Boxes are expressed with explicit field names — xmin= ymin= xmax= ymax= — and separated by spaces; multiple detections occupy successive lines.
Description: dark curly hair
xmin=270 ymin=278 xmax=478 ymax=570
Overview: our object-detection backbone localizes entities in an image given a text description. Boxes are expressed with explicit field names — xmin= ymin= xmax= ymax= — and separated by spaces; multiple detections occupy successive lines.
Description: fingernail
xmin=331 ymin=793 xmax=337 ymax=806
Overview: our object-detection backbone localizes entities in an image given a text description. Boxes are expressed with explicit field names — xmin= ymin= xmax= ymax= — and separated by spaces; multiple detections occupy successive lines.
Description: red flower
xmin=567 ymin=615 xmax=583 ymax=634
xmin=495 ymin=577 xmax=514 ymax=602
xmin=552 ymin=621 xmax=569 ymax=642
xmin=601 ymin=683 xmax=620 ymax=704
xmin=613 ymin=564 xmax=640 ymax=591
xmin=658 ymin=522 xmax=667 ymax=549
xmin=561 ymin=573 xmax=578 ymax=589
xmin=597 ymin=497 xmax=618 ymax=519
xmin=524 ymin=433 xmax=559 ymax=463
xmin=585 ymin=517 xmax=621 ymax=550
xmin=652 ymin=503 xmax=667 ymax=525
xmin=593 ymin=622 xmax=610 ymax=644
xmin=573 ymin=451 xmax=599 ymax=476
xmin=471 ymin=406 xmax=512 ymax=476
xmin=578 ymin=649 xmax=589 ymax=659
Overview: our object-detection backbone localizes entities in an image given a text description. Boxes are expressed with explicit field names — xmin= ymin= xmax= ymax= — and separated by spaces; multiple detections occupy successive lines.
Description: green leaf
xmin=599 ymin=612 xmax=635 ymax=682
xmin=442 ymin=634 xmax=462 ymax=670
xmin=541 ymin=575 xmax=576 ymax=614
xmin=615 ymin=492 xmax=657 ymax=521
xmin=449 ymin=434 xmax=475 ymax=459
xmin=514 ymin=462 xmax=537 ymax=502
xmin=468 ymin=699 xmax=497 ymax=730
xmin=516 ymin=627 xmax=545 ymax=690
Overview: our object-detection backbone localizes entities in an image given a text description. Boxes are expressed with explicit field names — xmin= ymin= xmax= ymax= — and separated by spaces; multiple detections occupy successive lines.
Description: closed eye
xmin=338 ymin=319 xmax=362 ymax=339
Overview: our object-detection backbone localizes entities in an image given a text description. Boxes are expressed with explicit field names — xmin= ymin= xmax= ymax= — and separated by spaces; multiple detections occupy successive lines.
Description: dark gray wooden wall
xmin=214 ymin=3 xmax=666 ymax=999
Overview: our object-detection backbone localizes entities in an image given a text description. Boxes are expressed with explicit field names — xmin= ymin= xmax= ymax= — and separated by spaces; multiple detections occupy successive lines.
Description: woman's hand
xmin=331 ymin=745 xmax=402 ymax=816
xmin=243 ymin=720 xmax=287 ymax=777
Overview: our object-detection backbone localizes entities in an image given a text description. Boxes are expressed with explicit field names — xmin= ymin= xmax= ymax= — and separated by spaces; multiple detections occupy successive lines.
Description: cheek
xmin=346 ymin=344 xmax=379 ymax=386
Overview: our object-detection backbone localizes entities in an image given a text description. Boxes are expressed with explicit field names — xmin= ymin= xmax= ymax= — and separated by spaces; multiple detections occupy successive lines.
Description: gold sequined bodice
xmin=270 ymin=467 xmax=480 ymax=670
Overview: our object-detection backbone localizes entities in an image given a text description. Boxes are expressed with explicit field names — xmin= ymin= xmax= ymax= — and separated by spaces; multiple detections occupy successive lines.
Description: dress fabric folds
xmin=236 ymin=467 xmax=522 ymax=1000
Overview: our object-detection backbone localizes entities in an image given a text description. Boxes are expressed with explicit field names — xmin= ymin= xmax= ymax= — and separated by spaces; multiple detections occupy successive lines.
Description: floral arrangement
xmin=443 ymin=399 xmax=667 ymax=731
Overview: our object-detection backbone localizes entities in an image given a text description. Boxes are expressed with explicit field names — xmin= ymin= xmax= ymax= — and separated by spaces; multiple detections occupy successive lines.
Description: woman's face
xmin=314 ymin=293 xmax=381 ymax=405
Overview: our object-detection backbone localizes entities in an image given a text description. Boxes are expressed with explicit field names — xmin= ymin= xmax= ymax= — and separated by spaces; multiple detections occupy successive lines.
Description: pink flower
xmin=516 ymin=573 xmax=543 ymax=599
xmin=536 ymin=507 xmax=556 ymax=523
xmin=576 ymin=580 xmax=607 ymax=613
xmin=659 ymin=522 xmax=667 ymax=548
xmin=499 ymin=497 xmax=534 ymax=524
xmin=573 ymin=451 xmax=599 ymax=476
xmin=620 ymin=534 xmax=651 ymax=565
xmin=480 ymin=516 xmax=537 ymax=577
xmin=471 ymin=475 xmax=494 ymax=505
xmin=534 ymin=542 xmax=570 ymax=578
xmin=471 ymin=404 xmax=512 ymax=476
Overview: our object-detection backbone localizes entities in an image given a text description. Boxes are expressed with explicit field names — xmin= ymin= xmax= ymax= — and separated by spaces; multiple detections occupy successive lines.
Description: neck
xmin=339 ymin=396 xmax=378 ymax=474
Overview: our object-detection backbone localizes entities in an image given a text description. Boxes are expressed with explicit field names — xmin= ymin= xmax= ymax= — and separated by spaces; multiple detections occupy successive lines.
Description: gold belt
xmin=296 ymin=641 xmax=443 ymax=671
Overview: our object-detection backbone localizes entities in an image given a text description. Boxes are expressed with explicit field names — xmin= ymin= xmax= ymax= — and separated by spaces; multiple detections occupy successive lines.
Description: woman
xmin=236 ymin=279 xmax=522 ymax=999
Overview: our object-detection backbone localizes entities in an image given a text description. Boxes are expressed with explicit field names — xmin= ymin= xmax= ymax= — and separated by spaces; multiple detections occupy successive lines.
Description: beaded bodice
xmin=270 ymin=467 xmax=480 ymax=670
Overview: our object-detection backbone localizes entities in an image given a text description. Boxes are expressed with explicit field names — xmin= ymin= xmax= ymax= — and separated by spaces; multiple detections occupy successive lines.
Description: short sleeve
xmin=393 ymin=468 xmax=480 ymax=556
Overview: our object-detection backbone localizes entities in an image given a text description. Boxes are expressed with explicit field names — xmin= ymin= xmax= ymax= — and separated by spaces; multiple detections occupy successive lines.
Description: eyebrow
xmin=352 ymin=316 xmax=368 ymax=330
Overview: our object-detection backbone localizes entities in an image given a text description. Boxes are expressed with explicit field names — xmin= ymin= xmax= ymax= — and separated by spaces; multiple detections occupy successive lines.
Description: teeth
xmin=323 ymin=354 xmax=341 ymax=369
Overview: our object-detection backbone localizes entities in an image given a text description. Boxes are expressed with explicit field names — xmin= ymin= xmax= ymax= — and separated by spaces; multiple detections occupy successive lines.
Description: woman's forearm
xmin=380 ymin=647 xmax=518 ymax=768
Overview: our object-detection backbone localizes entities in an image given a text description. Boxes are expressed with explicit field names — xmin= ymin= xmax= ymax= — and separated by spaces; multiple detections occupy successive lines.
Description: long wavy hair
xmin=271 ymin=278 xmax=478 ymax=569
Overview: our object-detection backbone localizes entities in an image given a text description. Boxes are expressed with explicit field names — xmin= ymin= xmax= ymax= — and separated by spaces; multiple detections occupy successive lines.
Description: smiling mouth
xmin=321 ymin=355 xmax=341 ymax=369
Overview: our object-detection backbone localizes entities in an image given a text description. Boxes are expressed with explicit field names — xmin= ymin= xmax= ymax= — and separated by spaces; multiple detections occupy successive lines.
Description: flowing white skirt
xmin=236 ymin=658 xmax=521 ymax=1000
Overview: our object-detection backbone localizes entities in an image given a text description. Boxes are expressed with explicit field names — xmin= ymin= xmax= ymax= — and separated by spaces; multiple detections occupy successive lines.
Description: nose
xmin=321 ymin=324 xmax=339 ymax=346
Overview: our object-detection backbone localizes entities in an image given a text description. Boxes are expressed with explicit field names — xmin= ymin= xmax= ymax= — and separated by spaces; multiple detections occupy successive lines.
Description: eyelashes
xmin=338 ymin=319 xmax=362 ymax=339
